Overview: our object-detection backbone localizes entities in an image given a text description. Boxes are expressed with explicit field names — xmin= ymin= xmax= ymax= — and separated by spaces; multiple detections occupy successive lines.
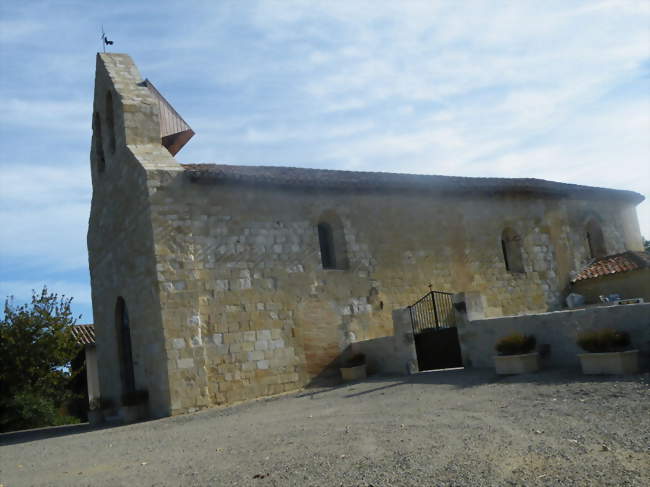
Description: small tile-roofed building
xmin=87 ymin=53 xmax=646 ymax=418
xmin=571 ymin=251 xmax=650 ymax=303
xmin=70 ymin=324 xmax=96 ymax=346
xmin=70 ymin=324 xmax=100 ymax=411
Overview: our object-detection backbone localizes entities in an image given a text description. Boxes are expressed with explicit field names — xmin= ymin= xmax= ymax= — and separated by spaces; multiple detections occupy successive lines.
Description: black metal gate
xmin=408 ymin=290 xmax=463 ymax=371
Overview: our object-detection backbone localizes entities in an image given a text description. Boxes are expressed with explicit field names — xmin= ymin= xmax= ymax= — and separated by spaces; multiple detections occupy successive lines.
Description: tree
xmin=644 ymin=238 xmax=650 ymax=252
xmin=0 ymin=287 xmax=81 ymax=432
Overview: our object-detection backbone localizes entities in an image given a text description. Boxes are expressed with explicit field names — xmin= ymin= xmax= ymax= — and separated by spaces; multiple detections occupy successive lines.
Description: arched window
xmin=317 ymin=212 xmax=348 ymax=270
xmin=115 ymin=297 xmax=135 ymax=394
xmin=318 ymin=223 xmax=335 ymax=268
xmin=92 ymin=112 xmax=106 ymax=173
xmin=105 ymin=90 xmax=116 ymax=154
xmin=501 ymin=228 xmax=525 ymax=273
xmin=586 ymin=219 xmax=606 ymax=258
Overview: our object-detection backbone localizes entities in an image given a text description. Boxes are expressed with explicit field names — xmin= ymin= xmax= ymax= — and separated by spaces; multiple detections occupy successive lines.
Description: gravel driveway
xmin=2 ymin=369 xmax=649 ymax=486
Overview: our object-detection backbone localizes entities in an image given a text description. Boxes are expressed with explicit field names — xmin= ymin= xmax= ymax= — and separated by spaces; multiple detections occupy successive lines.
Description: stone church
xmin=88 ymin=53 xmax=645 ymax=418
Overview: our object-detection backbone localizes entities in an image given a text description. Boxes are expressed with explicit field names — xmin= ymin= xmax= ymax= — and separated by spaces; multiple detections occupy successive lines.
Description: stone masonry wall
xmin=572 ymin=269 xmax=650 ymax=304
xmin=147 ymin=175 xmax=641 ymax=414
xmin=88 ymin=54 xmax=182 ymax=417
xmin=354 ymin=308 xmax=419 ymax=376
xmin=456 ymin=302 xmax=650 ymax=370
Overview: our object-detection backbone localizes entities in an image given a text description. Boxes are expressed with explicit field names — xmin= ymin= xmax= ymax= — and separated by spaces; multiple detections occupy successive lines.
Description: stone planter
xmin=494 ymin=352 xmax=539 ymax=375
xmin=340 ymin=364 xmax=367 ymax=382
xmin=119 ymin=403 xmax=148 ymax=424
xmin=87 ymin=410 xmax=104 ymax=426
xmin=578 ymin=350 xmax=639 ymax=375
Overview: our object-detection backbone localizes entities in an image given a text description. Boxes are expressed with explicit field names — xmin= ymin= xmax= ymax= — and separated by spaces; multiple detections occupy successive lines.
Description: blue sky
xmin=1 ymin=0 xmax=648 ymax=323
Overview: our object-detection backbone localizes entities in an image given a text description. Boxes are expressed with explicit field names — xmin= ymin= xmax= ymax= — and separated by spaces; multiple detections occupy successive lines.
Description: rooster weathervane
xmin=101 ymin=26 xmax=114 ymax=52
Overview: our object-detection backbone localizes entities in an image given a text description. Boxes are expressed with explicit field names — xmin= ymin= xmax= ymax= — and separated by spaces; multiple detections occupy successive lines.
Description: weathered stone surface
xmin=88 ymin=53 xmax=645 ymax=418
xmin=457 ymin=301 xmax=650 ymax=369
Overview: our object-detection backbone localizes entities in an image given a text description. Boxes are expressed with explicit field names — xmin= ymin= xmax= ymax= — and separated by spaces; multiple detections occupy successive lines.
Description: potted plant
xmin=119 ymin=390 xmax=149 ymax=424
xmin=87 ymin=397 xmax=104 ymax=425
xmin=577 ymin=329 xmax=638 ymax=374
xmin=340 ymin=353 xmax=367 ymax=382
xmin=494 ymin=333 xmax=539 ymax=375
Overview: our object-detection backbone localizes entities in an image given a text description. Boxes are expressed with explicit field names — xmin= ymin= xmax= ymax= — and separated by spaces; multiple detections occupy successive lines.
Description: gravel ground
xmin=1 ymin=369 xmax=649 ymax=487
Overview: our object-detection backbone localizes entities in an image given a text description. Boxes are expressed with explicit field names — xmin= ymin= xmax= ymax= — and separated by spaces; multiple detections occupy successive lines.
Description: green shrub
xmin=0 ymin=391 xmax=79 ymax=432
xmin=577 ymin=329 xmax=630 ymax=353
xmin=495 ymin=333 xmax=536 ymax=356
xmin=0 ymin=287 xmax=81 ymax=432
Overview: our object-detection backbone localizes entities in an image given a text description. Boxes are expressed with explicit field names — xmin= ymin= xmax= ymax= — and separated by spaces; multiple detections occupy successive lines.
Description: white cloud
xmin=0 ymin=280 xmax=91 ymax=307
xmin=0 ymin=278 xmax=93 ymax=324
xmin=0 ymin=164 xmax=91 ymax=272
xmin=0 ymin=19 xmax=43 ymax=43
xmin=0 ymin=0 xmax=648 ymax=307
xmin=0 ymin=98 xmax=89 ymax=133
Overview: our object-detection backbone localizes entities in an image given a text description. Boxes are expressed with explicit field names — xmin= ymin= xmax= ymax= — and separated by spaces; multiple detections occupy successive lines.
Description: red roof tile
xmin=572 ymin=251 xmax=650 ymax=282
xmin=71 ymin=324 xmax=95 ymax=346
xmin=143 ymin=79 xmax=194 ymax=156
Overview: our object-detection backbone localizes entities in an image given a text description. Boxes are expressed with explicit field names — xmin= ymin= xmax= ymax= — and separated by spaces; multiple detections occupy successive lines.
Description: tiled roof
xmin=143 ymin=79 xmax=194 ymax=156
xmin=182 ymin=164 xmax=644 ymax=203
xmin=572 ymin=251 xmax=650 ymax=282
xmin=71 ymin=324 xmax=95 ymax=346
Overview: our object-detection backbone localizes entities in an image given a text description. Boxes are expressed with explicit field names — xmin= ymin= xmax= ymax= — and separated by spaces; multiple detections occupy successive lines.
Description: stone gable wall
xmin=87 ymin=54 xmax=182 ymax=417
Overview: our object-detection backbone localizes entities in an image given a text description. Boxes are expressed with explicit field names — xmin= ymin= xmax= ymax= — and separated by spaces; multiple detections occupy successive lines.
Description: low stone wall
xmin=457 ymin=301 xmax=650 ymax=370
xmin=354 ymin=308 xmax=418 ymax=376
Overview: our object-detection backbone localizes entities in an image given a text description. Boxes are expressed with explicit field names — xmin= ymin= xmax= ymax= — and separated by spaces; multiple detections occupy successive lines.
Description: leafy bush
xmin=577 ymin=329 xmax=630 ymax=353
xmin=0 ymin=287 xmax=81 ymax=432
xmin=495 ymin=333 xmax=536 ymax=356
xmin=2 ymin=391 xmax=80 ymax=431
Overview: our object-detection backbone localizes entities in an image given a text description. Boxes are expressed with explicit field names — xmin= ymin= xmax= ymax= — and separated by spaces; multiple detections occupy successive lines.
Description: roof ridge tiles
xmin=179 ymin=163 xmax=644 ymax=203
xmin=572 ymin=250 xmax=650 ymax=282
xmin=70 ymin=324 xmax=95 ymax=346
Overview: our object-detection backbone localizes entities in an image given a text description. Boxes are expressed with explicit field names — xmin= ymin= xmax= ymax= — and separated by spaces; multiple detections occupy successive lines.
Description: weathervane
xmin=101 ymin=26 xmax=114 ymax=52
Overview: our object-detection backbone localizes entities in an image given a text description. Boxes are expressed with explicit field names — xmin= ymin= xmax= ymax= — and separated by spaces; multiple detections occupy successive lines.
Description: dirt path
xmin=2 ymin=369 xmax=649 ymax=486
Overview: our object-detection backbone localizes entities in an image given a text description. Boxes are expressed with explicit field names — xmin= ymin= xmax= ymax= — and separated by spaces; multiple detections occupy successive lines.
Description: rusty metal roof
xmin=181 ymin=164 xmax=644 ymax=203
xmin=572 ymin=251 xmax=650 ymax=282
xmin=71 ymin=324 xmax=95 ymax=346
xmin=143 ymin=79 xmax=194 ymax=156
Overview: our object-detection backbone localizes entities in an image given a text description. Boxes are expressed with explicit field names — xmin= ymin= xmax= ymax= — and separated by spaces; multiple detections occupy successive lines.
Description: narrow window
xmin=318 ymin=223 xmax=335 ymax=269
xmin=585 ymin=219 xmax=606 ymax=258
xmin=501 ymin=238 xmax=510 ymax=272
xmin=501 ymin=228 xmax=525 ymax=273
xmin=105 ymin=90 xmax=116 ymax=154
xmin=92 ymin=112 xmax=106 ymax=173
xmin=115 ymin=297 xmax=135 ymax=395
xmin=317 ymin=212 xmax=349 ymax=270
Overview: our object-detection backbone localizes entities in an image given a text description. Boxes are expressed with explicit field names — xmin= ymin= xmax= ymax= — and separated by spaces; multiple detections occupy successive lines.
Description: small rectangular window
xmin=501 ymin=228 xmax=525 ymax=273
